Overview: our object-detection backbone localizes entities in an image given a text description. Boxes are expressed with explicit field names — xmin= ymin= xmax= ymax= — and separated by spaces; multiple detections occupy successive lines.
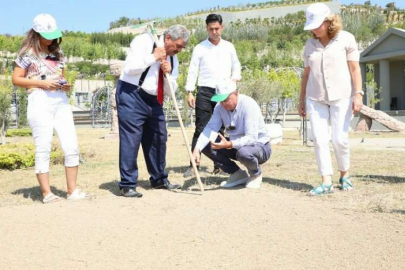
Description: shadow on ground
xmin=12 ymin=186 xmax=67 ymax=202
xmin=392 ymin=210 xmax=405 ymax=215
xmin=99 ymin=181 xmax=120 ymax=196
xmin=99 ymin=179 xmax=156 ymax=196
xmin=182 ymin=175 xmax=225 ymax=190
xmin=182 ymin=176 xmax=313 ymax=192
xmin=354 ymin=175 xmax=405 ymax=184
xmin=166 ymin=165 xmax=210 ymax=174
xmin=263 ymin=177 xmax=313 ymax=191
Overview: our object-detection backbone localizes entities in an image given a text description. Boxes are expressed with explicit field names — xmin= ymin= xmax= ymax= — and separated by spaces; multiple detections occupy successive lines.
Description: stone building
xmin=360 ymin=27 xmax=405 ymax=111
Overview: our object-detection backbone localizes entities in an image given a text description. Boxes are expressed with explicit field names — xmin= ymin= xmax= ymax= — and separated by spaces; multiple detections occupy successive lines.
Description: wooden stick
xmin=149 ymin=24 xmax=204 ymax=192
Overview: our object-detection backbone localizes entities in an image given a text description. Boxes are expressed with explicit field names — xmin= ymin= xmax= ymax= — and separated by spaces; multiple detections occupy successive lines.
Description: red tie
xmin=157 ymin=68 xmax=164 ymax=105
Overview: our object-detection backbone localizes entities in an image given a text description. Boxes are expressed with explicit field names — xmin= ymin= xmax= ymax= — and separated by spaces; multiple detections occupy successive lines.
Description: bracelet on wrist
xmin=354 ymin=90 xmax=364 ymax=96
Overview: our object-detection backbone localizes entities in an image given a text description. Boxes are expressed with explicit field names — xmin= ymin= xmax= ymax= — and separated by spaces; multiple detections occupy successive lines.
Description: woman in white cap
xmin=298 ymin=3 xmax=363 ymax=196
xmin=12 ymin=14 xmax=88 ymax=203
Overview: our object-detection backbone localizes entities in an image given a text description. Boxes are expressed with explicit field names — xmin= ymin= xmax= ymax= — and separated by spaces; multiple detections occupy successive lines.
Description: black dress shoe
xmin=153 ymin=181 xmax=182 ymax=190
xmin=120 ymin=188 xmax=143 ymax=198
xmin=212 ymin=166 xmax=222 ymax=175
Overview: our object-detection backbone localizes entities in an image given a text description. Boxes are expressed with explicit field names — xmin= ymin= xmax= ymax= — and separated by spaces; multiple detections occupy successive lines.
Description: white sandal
xmin=43 ymin=193 xmax=62 ymax=204
xmin=67 ymin=189 xmax=91 ymax=200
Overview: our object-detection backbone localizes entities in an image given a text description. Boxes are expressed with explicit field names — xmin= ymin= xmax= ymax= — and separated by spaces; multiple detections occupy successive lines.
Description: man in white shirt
xmin=116 ymin=25 xmax=190 ymax=198
xmin=192 ymin=79 xmax=271 ymax=189
xmin=184 ymin=14 xmax=241 ymax=177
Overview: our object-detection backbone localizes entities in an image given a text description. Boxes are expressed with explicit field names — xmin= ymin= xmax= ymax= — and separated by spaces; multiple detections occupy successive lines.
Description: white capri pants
xmin=306 ymin=97 xmax=353 ymax=176
xmin=28 ymin=90 xmax=79 ymax=174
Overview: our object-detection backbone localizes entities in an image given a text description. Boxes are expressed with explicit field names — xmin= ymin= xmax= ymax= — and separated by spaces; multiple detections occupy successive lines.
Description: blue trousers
xmin=202 ymin=141 xmax=271 ymax=177
xmin=116 ymin=80 xmax=168 ymax=189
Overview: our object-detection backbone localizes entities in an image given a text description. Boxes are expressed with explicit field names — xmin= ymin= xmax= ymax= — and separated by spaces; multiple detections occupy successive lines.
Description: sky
xmin=0 ymin=0 xmax=404 ymax=35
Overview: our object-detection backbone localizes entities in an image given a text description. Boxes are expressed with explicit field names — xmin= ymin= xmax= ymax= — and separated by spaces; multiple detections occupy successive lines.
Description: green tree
xmin=65 ymin=69 xmax=79 ymax=102
xmin=365 ymin=64 xmax=382 ymax=108
xmin=0 ymin=73 xmax=13 ymax=144
xmin=239 ymin=69 xmax=280 ymax=123
xmin=268 ymin=68 xmax=300 ymax=125
xmin=17 ymin=88 xmax=27 ymax=127
xmin=386 ymin=2 xmax=397 ymax=11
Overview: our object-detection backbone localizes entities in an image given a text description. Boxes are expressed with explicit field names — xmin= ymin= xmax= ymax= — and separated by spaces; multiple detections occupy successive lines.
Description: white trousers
xmin=306 ymin=98 xmax=353 ymax=176
xmin=28 ymin=90 xmax=79 ymax=174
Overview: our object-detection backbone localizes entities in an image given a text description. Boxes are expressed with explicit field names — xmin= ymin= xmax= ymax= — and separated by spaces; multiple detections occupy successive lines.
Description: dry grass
xmin=1 ymin=127 xmax=404 ymax=213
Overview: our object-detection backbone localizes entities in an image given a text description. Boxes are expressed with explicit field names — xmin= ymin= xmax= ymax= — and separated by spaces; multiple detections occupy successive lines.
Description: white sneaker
xmin=245 ymin=173 xmax=262 ymax=189
xmin=220 ymin=169 xmax=249 ymax=188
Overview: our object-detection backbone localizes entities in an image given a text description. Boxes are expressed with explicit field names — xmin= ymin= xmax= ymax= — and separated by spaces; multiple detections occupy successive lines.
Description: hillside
xmin=108 ymin=1 xmax=340 ymax=34
xmin=185 ymin=1 xmax=340 ymax=24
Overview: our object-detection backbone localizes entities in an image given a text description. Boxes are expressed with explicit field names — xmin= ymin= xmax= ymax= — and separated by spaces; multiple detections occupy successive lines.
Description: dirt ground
xmin=0 ymin=128 xmax=404 ymax=270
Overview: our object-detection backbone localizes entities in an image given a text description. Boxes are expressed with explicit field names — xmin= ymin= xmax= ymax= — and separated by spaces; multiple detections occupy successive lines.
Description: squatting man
xmin=192 ymin=79 xmax=272 ymax=189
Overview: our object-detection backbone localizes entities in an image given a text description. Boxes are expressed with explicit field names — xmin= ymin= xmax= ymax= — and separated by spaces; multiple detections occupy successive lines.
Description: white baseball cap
xmin=33 ymin=14 xmax=62 ymax=40
xmin=211 ymin=79 xmax=237 ymax=102
xmin=304 ymin=3 xmax=331 ymax=30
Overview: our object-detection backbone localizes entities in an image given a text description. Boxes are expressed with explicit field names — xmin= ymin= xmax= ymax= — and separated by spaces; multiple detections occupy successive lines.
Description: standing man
xmin=116 ymin=25 xmax=190 ymax=198
xmin=192 ymin=79 xmax=271 ymax=189
xmin=184 ymin=14 xmax=242 ymax=177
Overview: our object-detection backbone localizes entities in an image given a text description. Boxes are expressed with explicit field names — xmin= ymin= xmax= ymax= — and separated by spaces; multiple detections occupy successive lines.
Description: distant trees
xmin=0 ymin=73 xmax=13 ymax=144
xmin=109 ymin=17 xmax=131 ymax=30
xmin=239 ymin=68 xmax=300 ymax=124
xmin=385 ymin=2 xmax=397 ymax=11
xmin=0 ymin=35 xmax=23 ymax=53
xmin=342 ymin=5 xmax=388 ymax=46
xmin=90 ymin=32 xmax=135 ymax=47
xmin=0 ymin=32 xmax=128 ymax=62
xmin=67 ymin=62 xmax=109 ymax=78
xmin=16 ymin=88 xmax=27 ymax=127
xmin=182 ymin=0 xmax=331 ymax=16
xmin=108 ymin=16 xmax=146 ymax=30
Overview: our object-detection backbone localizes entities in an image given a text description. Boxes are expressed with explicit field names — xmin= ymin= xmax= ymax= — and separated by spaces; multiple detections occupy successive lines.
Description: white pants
xmin=306 ymin=98 xmax=353 ymax=176
xmin=28 ymin=90 xmax=79 ymax=174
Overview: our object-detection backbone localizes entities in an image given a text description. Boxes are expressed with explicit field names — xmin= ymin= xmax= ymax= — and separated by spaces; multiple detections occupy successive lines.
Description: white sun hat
xmin=304 ymin=3 xmax=331 ymax=30
xmin=33 ymin=14 xmax=62 ymax=40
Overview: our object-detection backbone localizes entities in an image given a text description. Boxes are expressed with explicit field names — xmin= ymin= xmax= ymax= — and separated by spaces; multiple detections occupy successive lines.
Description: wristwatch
xmin=354 ymin=90 xmax=364 ymax=96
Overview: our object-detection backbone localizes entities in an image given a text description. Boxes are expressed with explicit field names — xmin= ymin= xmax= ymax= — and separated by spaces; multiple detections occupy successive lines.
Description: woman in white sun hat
xmin=12 ymin=14 xmax=89 ymax=203
xmin=298 ymin=3 xmax=363 ymax=196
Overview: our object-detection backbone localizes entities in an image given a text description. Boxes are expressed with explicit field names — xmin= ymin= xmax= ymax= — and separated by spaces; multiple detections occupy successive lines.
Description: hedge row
xmin=6 ymin=129 xmax=32 ymax=137
xmin=0 ymin=143 xmax=63 ymax=170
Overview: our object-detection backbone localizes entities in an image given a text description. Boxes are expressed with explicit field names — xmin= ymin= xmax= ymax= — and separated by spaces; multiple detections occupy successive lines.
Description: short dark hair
xmin=205 ymin=14 xmax=223 ymax=25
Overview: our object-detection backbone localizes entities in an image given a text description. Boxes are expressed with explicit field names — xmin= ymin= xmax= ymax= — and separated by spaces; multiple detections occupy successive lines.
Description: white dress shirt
xmin=120 ymin=33 xmax=179 ymax=96
xmin=185 ymin=38 xmax=241 ymax=92
xmin=195 ymin=94 xmax=270 ymax=151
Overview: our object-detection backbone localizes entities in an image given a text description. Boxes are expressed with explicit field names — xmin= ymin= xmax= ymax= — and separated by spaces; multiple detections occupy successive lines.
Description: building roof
xmin=360 ymin=28 xmax=405 ymax=63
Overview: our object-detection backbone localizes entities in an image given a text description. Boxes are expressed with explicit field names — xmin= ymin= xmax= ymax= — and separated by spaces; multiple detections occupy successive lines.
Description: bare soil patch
xmin=0 ymin=128 xmax=404 ymax=269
